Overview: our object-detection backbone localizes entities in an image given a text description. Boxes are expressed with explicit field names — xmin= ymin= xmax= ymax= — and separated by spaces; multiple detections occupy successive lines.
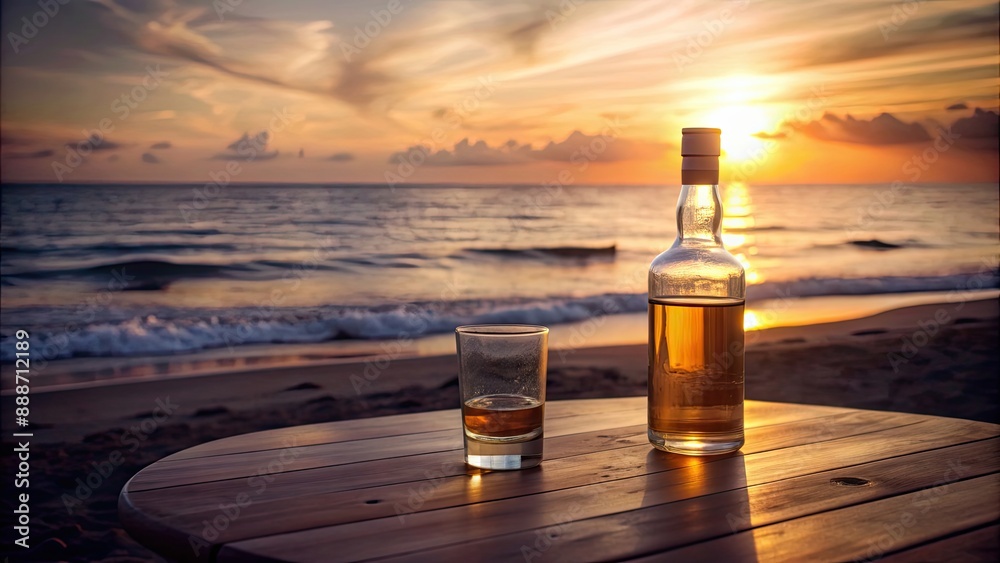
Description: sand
xmin=1 ymin=298 xmax=996 ymax=561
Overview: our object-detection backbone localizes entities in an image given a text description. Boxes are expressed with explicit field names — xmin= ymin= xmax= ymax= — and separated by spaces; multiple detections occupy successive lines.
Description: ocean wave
xmin=0 ymin=293 xmax=647 ymax=361
xmin=3 ymin=271 xmax=997 ymax=361
xmin=464 ymin=244 xmax=616 ymax=259
xmin=747 ymin=272 xmax=998 ymax=299
xmin=2 ymin=242 xmax=241 ymax=256
xmin=5 ymin=259 xmax=246 ymax=281
xmin=2 ymin=257 xmax=342 ymax=284
xmin=134 ymin=228 xmax=224 ymax=236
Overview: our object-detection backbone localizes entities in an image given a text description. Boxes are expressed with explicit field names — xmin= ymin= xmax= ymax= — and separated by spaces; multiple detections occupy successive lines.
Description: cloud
xmin=950 ymin=108 xmax=999 ymax=150
xmin=2 ymin=149 xmax=55 ymax=159
xmin=141 ymin=152 xmax=160 ymax=163
xmin=212 ymin=131 xmax=278 ymax=161
xmin=951 ymin=108 xmax=998 ymax=138
xmin=946 ymin=102 xmax=968 ymax=111
xmin=150 ymin=141 xmax=172 ymax=149
xmin=389 ymin=129 xmax=667 ymax=167
xmin=49 ymin=0 xmax=572 ymax=120
xmin=227 ymin=131 xmax=269 ymax=151
xmin=327 ymin=152 xmax=354 ymax=162
xmin=790 ymin=112 xmax=931 ymax=145
xmin=65 ymin=134 xmax=123 ymax=152
xmin=761 ymin=108 xmax=998 ymax=150
xmin=789 ymin=3 xmax=999 ymax=69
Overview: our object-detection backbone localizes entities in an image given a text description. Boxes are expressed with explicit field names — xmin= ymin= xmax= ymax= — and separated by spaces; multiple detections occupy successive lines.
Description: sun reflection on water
xmin=721 ymin=182 xmax=764 ymax=330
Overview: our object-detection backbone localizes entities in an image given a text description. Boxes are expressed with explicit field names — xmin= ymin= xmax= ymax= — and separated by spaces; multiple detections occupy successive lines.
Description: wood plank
xmin=631 ymin=474 xmax=1000 ymax=562
xmin=129 ymin=407 xmax=644 ymax=491
xmin=881 ymin=524 xmax=999 ymax=562
xmin=164 ymin=397 xmax=645 ymax=461
xmin=213 ymin=428 xmax=998 ymax=562
xmin=164 ymin=398 xmax=848 ymax=461
xmin=132 ymin=399 xmax=849 ymax=491
xmin=147 ymin=414 xmax=989 ymax=562
xmin=368 ymin=438 xmax=999 ymax=562
xmin=129 ymin=409 xmax=908 ymax=524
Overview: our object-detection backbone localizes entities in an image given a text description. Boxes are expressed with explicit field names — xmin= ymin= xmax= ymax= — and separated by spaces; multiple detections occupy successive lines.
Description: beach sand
xmin=1 ymin=298 xmax=996 ymax=561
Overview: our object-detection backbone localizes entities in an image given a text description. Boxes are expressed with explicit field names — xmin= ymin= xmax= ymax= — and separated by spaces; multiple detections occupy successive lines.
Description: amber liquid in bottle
xmin=648 ymin=128 xmax=745 ymax=455
xmin=648 ymin=297 xmax=744 ymax=450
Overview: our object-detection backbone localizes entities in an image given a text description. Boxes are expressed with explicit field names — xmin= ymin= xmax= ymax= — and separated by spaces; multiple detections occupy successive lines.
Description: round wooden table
xmin=119 ymin=397 xmax=1000 ymax=562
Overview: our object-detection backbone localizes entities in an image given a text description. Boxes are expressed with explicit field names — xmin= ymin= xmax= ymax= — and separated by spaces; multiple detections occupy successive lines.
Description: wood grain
xmin=369 ymin=438 xmax=1000 ymax=563
xmin=213 ymin=424 xmax=996 ymax=562
xmin=630 ymin=474 xmax=1000 ymax=562
xmin=164 ymin=397 xmax=648 ymax=461
xmin=131 ymin=399 xmax=847 ymax=491
xmin=880 ymin=524 xmax=1000 ymax=562
xmin=116 ymin=399 xmax=1000 ymax=563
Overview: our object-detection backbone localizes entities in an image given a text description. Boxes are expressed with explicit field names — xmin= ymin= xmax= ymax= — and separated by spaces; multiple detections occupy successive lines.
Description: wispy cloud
xmin=1 ymin=0 xmax=996 ymax=183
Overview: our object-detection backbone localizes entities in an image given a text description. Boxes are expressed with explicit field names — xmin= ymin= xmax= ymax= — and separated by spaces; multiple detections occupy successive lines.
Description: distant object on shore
xmin=850 ymin=239 xmax=903 ymax=250
xmin=467 ymin=244 xmax=616 ymax=259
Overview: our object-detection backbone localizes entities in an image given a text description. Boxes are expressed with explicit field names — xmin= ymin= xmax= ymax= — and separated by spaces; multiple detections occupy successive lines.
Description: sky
xmin=1 ymin=0 xmax=997 ymax=185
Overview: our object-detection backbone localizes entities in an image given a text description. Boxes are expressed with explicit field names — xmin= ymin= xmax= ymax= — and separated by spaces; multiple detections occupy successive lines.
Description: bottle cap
xmin=681 ymin=128 xmax=721 ymax=156
xmin=681 ymin=128 xmax=720 ymax=184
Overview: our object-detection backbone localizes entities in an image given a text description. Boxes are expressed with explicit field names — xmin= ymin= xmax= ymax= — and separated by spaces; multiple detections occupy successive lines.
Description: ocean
xmin=1 ymin=182 xmax=997 ymax=371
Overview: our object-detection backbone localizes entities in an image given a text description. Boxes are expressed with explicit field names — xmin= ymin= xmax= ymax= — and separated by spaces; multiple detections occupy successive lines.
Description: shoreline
xmin=3 ymin=297 xmax=996 ymax=445
xmin=5 ymin=289 xmax=997 ymax=393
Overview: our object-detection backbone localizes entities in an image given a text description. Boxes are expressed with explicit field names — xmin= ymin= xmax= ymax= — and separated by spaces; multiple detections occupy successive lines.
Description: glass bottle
xmin=648 ymin=128 xmax=746 ymax=455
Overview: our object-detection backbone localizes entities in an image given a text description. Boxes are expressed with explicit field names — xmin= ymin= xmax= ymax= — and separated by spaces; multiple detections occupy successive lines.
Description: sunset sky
xmin=1 ymin=0 xmax=997 ymax=185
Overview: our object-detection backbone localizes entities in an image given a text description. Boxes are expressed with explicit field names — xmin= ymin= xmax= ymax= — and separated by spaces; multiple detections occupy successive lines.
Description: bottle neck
xmin=675 ymin=184 xmax=723 ymax=246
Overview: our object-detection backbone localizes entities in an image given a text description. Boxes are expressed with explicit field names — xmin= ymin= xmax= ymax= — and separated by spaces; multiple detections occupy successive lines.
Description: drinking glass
xmin=455 ymin=325 xmax=548 ymax=470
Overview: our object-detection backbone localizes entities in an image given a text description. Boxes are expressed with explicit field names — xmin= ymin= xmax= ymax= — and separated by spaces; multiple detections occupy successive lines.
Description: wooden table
xmin=119 ymin=397 xmax=1000 ymax=562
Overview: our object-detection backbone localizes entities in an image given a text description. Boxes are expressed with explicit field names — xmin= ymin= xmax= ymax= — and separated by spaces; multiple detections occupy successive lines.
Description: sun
xmin=691 ymin=75 xmax=780 ymax=163
xmin=702 ymin=105 xmax=772 ymax=162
